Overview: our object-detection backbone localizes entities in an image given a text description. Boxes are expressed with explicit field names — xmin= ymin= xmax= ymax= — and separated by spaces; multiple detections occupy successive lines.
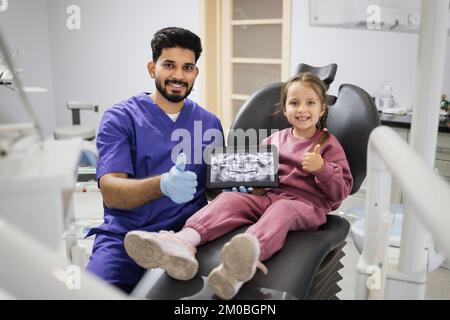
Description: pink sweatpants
xmin=184 ymin=191 xmax=327 ymax=261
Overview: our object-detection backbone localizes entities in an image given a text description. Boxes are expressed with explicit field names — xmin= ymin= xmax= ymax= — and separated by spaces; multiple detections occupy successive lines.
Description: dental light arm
xmin=0 ymin=30 xmax=44 ymax=142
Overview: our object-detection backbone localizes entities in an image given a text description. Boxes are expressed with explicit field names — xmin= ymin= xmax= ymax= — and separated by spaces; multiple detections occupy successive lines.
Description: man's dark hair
xmin=151 ymin=27 xmax=203 ymax=63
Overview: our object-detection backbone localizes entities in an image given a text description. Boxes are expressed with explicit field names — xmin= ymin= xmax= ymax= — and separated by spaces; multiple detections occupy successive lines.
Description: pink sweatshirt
xmin=263 ymin=128 xmax=353 ymax=212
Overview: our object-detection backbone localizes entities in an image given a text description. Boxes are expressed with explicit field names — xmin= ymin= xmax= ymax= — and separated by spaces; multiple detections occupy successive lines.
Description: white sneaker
xmin=207 ymin=234 xmax=268 ymax=300
xmin=124 ymin=230 xmax=198 ymax=281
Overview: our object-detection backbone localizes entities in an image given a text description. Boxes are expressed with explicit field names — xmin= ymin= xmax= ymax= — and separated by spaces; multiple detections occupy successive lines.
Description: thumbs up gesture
xmin=160 ymin=153 xmax=198 ymax=204
xmin=302 ymin=144 xmax=325 ymax=173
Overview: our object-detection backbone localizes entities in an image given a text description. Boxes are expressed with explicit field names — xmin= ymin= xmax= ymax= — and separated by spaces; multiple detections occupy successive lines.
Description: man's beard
xmin=155 ymin=78 xmax=194 ymax=103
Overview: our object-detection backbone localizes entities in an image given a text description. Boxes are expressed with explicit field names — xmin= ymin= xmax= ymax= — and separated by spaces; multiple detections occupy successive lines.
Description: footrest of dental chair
xmin=133 ymin=214 xmax=350 ymax=300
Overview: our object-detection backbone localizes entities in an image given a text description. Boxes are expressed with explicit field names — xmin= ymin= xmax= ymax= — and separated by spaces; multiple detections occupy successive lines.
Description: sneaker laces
xmin=158 ymin=230 xmax=197 ymax=255
xmin=256 ymin=261 xmax=268 ymax=275
xmin=157 ymin=231 xmax=265 ymax=274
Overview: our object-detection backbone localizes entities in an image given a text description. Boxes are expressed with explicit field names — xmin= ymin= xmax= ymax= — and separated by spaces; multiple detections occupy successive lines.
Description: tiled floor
xmin=337 ymin=236 xmax=450 ymax=300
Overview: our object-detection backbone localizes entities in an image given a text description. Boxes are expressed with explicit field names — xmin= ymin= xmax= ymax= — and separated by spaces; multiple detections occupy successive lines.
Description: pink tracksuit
xmin=185 ymin=128 xmax=353 ymax=261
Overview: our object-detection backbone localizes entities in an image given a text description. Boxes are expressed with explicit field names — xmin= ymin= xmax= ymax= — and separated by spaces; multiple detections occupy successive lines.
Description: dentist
xmin=85 ymin=27 xmax=224 ymax=293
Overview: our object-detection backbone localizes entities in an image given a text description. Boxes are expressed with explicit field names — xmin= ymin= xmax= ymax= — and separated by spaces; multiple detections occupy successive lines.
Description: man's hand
xmin=302 ymin=144 xmax=325 ymax=173
xmin=160 ymin=153 xmax=198 ymax=204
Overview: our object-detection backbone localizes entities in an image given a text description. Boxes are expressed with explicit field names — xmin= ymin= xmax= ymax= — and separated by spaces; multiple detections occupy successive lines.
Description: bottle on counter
xmin=378 ymin=85 xmax=394 ymax=111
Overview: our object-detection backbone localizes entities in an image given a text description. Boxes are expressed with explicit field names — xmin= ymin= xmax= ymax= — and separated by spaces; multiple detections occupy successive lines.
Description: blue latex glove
xmin=223 ymin=186 xmax=254 ymax=193
xmin=160 ymin=153 xmax=198 ymax=204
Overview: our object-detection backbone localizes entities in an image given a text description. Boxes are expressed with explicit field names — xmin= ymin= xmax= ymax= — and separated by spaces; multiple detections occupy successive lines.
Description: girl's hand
xmin=302 ymin=144 xmax=325 ymax=173
xmin=251 ymin=188 xmax=267 ymax=196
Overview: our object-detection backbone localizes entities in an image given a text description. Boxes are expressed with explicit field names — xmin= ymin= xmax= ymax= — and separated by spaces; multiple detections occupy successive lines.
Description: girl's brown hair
xmin=279 ymin=72 xmax=328 ymax=130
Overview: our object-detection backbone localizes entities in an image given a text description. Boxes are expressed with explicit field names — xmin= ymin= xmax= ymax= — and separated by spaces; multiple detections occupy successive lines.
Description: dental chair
xmin=54 ymin=102 xmax=102 ymax=268
xmin=133 ymin=64 xmax=381 ymax=300
xmin=54 ymin=102 xmax=99 ymax=171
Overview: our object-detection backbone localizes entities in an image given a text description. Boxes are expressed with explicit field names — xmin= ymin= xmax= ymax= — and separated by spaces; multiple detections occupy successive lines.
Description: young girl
xmin=124 ymin=73 xmax=353 ymax=300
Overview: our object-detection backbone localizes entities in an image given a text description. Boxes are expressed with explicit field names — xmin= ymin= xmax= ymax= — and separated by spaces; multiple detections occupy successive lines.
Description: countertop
xmin=379 ymin=113 xmax=450 ymax=133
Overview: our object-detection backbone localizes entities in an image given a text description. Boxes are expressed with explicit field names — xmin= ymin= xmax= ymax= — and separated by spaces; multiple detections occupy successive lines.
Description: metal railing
xmin=357 ymin=126 xmax=450 ymax=299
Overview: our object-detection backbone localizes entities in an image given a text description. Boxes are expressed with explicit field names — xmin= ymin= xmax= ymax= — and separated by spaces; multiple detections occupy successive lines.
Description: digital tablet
xmin=206 ymin=144 xmax=279 ymax=189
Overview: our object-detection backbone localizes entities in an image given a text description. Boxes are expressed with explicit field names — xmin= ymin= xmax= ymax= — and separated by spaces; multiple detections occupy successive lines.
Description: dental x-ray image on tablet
xmin=206 ymin=145 xmax=279 ymax=189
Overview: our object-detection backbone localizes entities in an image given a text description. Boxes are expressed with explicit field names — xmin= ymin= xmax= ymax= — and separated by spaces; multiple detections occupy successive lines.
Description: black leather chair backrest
xmin=326 ymin=84 xmax=380 ymax=193
xmin=228 ymin=82 xmax=380 ymax=195
xmin=295 ymin=63 xmax=338 ymax=89
xmin=228 ymin=82 xmax=289 ymax=146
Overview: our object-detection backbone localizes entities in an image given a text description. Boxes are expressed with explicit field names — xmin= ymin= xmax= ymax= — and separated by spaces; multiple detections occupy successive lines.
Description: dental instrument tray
xmin=205 ymin=144 xmax=279 ymax=189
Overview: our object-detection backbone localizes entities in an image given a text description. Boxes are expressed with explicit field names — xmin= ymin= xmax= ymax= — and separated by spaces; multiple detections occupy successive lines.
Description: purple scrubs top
xmin=92 ymin=92 xmax=223 ymax=235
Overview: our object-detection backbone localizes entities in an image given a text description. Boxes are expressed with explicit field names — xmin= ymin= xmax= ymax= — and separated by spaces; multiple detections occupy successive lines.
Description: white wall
xmin=0 ymin=0 xmax=55 ymax=137
xmin=47 ymin=0 xmax=201 ymax=130
xmin=3 ymin=1 xmax=449 ymax=135
xmin=1 ymin=0 xmax=202 ymax=135
xmin=291 ymin=0 xmax=450 ymax=109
